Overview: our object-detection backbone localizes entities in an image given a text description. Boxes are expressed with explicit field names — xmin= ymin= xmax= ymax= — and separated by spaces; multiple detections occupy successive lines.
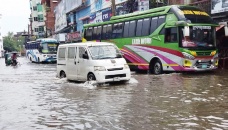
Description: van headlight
xmin=182 ymin=52 xmax=195 ymax=60
xmin=94 ymin=66 xmax=106 ymax=71
xmin=124 ymin=64 xmax=129 ymax=69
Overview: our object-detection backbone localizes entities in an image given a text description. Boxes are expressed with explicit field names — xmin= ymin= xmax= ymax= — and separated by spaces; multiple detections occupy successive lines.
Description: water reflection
xmin=0 ymin=57 xmax=228 ymax=129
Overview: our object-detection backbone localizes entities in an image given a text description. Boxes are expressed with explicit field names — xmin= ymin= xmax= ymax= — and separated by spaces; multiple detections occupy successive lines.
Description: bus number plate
xmin=202 ymin=65 xmax=207 ymax=69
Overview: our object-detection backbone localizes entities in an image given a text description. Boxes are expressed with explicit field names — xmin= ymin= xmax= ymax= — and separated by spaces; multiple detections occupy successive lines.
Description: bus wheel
xmin=87 ymin=73 xmax=96 ymax=81
xmin=153 ymin=60 xmax=163 ymax=75
xmin=60 ymin=71 xmax=66 ymax=78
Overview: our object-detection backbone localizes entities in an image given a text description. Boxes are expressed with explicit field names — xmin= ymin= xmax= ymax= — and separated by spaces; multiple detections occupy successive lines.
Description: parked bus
xmin=83 ymin=5 xmax=221 ymax=74
xmin=25 ymin=38 xmax=59 ymax=63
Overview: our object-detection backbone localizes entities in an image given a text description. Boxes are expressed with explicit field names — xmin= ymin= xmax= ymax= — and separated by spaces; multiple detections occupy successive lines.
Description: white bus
xmin=57 ymin=42 xmax=131 ymax=83
xmin=25 ymin=38 xmax=59 ymax=63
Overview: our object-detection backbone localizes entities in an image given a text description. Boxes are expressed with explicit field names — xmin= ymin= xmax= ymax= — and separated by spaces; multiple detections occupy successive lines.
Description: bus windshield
xmin=180 ymin=26 xmax=216 ymax=49
xmin=42 ymin=42 xmax=59 ymax=54
xmin=88 ymin=45 xmax=122 ymax=60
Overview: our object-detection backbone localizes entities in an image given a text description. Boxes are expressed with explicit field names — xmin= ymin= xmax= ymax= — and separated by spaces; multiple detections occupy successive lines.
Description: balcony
xmin=189 ymin=0 xmax=210 ymax=14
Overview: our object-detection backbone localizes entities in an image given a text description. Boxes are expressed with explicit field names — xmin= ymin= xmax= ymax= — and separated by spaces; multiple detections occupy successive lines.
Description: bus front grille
xmin=197 ymin=52 xmax=211 ymax=56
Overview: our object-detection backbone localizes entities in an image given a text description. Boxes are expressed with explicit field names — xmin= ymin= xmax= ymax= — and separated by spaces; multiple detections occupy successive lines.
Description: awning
xmin=79 ymin=16 xmax=90 ymax=21
xmin=216 ymin=25 xmax=225 ymax=31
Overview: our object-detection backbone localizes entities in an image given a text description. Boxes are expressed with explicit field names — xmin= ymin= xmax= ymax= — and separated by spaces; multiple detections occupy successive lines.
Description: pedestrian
xmin=4 ymin=51 xmax=8 ymax=65
xmin=11 ymin=53 xmax=17 ymax=66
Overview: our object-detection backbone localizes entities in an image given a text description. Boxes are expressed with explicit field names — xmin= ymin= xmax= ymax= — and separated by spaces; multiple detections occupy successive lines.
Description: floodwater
xmin=0 ymin=57 xmax=228 ymax=130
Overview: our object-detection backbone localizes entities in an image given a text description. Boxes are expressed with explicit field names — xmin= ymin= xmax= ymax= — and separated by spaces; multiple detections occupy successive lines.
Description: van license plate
xmin=114 ymin=77 xmax=120 ymax=81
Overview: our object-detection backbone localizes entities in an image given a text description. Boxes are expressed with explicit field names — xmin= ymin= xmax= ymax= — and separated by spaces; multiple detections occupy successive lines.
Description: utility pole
xmin=111 ymin=0 xmax=116 ymax=16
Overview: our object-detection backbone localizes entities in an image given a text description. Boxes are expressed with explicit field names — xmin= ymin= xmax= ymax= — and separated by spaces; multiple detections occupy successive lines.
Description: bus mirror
xmin=184 ymin=26 xmax=190 ymax=37
xmin=175 ymin=21 xmax=187 ymax=26
xmin=224 ymin=26 xmax=228 ymax=36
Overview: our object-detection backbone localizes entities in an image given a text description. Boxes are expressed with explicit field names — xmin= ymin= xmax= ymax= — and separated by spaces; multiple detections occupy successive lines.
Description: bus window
xmin=158 ymin=16 xmax=166 ymax=27
xmin=142 ymin=18 xmax=150 ymax=36
xmin=112 ymin=23 xmax=123 ymax=38
xmin=97 ymin=26 xmax=102 ymax=40
xmin=92 ymin=27 xmax=97 ymax=40
xmin=150 ymin=17 xmax=158 ymax=34
xmin=86 ymin=27 xmax=93 ymax=40
xmin=165 ymin=28 xmax=177 ymax=43
xmin=128 ymin=20 xmax=136 ymax=37
xmin=102 ymin=25 xmax=107 ymax=40
xmin=106 ymin=24 xmax=112 ymax=39
xmin=123 ymin=21 xmax=129 ymax=37
xmin=136 ymin=19 xmax=143 ymax=37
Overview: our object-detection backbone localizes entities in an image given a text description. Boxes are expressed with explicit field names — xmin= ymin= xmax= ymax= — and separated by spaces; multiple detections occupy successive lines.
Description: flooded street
xmin=0 ymin=57 xmax=228 ymax=130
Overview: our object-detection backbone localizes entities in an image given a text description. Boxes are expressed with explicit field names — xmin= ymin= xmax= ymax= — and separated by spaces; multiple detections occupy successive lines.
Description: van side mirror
xmin=184 ymin=26 xmax=190 ymax=37
xmin=83 ymin=53 xmax=89 ymax=59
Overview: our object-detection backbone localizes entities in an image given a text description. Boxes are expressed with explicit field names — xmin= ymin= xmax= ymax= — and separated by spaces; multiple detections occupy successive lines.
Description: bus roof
xmin=26 ymin=41 xmax=36 ymax=44
xmin=36 ymin=38 xmax=58 ymax=42
xmin=59 ymin=42 xmax=115 ymax=47
xmin=83 ymin=5 xmax=216 ymax=28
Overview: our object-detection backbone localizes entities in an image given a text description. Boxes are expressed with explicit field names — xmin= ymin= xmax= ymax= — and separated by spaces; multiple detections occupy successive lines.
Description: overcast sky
xmin=0 ymin=0 xmax=30 ymax=37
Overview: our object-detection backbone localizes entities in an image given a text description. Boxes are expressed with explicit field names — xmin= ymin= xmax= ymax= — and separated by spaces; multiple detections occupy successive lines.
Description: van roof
xmin=58 ymin=42 xmax=115 ymax=47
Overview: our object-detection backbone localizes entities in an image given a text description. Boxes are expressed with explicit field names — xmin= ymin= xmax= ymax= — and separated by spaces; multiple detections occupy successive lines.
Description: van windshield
xmin=88 ymin=45 xmax=122 ymax=59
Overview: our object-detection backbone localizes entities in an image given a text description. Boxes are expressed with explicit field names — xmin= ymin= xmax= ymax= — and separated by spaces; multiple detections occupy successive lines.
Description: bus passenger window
xmin=136 ymin=19 xmax=143 ymax=37
xmin=97 ymin=26 xmax=102 ymax=40
xmin=106 ymin=24 xmax=112 ymax=39
xmin=102 ymin=25 xmax=107 ymax=40
xmin=86 ymin=27 xmax=93 ymax=40
xmin=123 ymin=21 xmax=129 ymax=38
xmin=112 ymin=23 xmax=123 ymax=38
xmin=128 ymin=20 xmax=136 ymax=37
xmin=142 ymin=18 xmax=150 ymax=36
xmin=92 ymin=27 xmax=97 ymax=40
xmin=165 ymin=28 xmax=177 ymax=43
xmin=150 ymin=17 xmax=158 ymax=34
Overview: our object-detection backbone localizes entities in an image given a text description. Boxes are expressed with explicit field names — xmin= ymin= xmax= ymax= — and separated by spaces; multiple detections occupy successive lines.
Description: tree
xmin=3 ymin=32 xmax=25 ymax=52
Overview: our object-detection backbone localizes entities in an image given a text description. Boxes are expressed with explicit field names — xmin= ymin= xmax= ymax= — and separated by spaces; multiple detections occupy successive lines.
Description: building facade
xmin=0 ymin=14 xmax=3 ymax=58
xmin=30 ymin=0 xmax=46 ymax=38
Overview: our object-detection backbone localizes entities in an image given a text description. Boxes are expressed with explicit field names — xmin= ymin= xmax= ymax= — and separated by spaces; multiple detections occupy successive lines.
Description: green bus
xmin=83 ymin=5 xmax=220 ymax=74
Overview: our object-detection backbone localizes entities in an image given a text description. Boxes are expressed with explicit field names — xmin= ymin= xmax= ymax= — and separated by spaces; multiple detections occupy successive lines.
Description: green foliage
xmin=3 ymin=32 xmax=25 ymax=52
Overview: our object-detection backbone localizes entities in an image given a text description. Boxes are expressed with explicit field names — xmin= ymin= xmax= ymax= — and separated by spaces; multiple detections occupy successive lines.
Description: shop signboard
xmin=66 ymin=32 xmax=82 ymax=42
xmin=65 ymin=0 xmax=82 ymax=13
xmin=211 ymin=0 xmax=228 ymax=14
xmin=90 ymin=8 xmax=112 ymax=23
xmin=55 ymin=0 xmax=67 ymax=32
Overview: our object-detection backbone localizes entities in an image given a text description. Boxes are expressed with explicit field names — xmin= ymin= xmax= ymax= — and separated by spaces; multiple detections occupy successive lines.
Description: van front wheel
xmin=87 ymin=73 xmax=96 ymax=81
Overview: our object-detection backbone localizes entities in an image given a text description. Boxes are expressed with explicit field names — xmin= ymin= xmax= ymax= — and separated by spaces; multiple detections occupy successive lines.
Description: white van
xmin=57 ymin=42 xmax=131 ymax=83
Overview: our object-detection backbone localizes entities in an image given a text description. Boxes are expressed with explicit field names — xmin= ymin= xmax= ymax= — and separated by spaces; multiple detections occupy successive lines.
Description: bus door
xmin=164 ymin=27 xmax=179 ymax=70
xmin=76 ymin=46 xmax=88 ymax=80
xmin=66 ymin=47 xmax=77 ymax=80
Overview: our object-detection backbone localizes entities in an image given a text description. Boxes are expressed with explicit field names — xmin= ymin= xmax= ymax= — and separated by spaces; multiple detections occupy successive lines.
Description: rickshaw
xmin=5 ymin=52 xmax=18 ymax=66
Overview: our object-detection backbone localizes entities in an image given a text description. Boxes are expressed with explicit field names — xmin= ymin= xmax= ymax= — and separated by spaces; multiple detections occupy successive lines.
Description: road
xmin=0 ymin=57 xmax=228 ymax=130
